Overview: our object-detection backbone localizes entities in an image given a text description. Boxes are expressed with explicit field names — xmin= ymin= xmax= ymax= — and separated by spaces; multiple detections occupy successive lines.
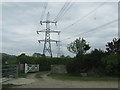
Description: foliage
xmin=83 ymin=49 xmax=108 ymax=70
xmin=2 ymin=53 xmax=73 ymax=71
xmin=48 ymin=73 xmax=118 ymax=81
xmin=17 ymin=53 xmax=28 ymax=64
xmin=35 ymin=72 xmax=42 ymax=78
xmin=60 ymin=55 xmax=65 ymax=57
xmin=18 ymin=73 xmax=28 ymax=78
xmin=101 ymin=54 xmax=119 ymax=76
xmin=67 ymin=37 xmax=90 ymax=57
xmin=66 ymin=59 xmax=81 ymax=76
xmin=17 ymin=54 xmax=73 ymax=71
xmin=66 ymin=49 xmax=108 ymax=76
xmin=35 ymin=71 xmax=49 ymax=79
xmin=2 ymin=84 xmax=20 ymax=88
xmin=2 ymin=50 xmax=119 ymax=77
xmin=106 ymin=38 xmax=120 ymax=54
xmin=2 ymin=55 xmax=18 ymax=64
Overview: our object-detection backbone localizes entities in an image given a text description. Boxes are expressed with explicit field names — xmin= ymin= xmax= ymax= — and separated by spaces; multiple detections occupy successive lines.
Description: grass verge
xmin=2 ymin=84 xmax=21 ymax=88
xmin=18 ymin=73 xmax=28 ymax=78
xmin=35 ymin=71 xmax=50 ymax=79
xmin=48 ymin=73 xmax=118 ymax=81
xmin=35 ymin=72 xmax=43 ymax=79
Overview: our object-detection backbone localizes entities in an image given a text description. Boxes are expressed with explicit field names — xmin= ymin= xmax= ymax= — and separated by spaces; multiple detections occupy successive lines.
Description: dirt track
xmin=4 ymin=72 xmax=118 ymax=88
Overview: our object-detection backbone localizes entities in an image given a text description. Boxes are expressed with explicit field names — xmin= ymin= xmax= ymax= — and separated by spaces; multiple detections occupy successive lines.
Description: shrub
xmin=101 ymin=54 xmax=119 ymax=76
xmin=2 ymin=56 xmax=18 ymax=64
xmin=66 ymin=58 xmax=82 ymax=76
xmin=66 ymin=49 xmax=108 ymax=76
xmin=83 ymin=49 xmax=108 ymax=75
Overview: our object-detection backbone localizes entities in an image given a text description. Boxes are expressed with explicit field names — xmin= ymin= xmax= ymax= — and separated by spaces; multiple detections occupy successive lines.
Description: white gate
xmin=25 ymin=63 xmax=39 ymax=74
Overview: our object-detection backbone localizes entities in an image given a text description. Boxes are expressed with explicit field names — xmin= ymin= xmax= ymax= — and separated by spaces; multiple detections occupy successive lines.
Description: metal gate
xmin=25 ymin=63 xmax=39 ymax=73
xmin=2 ymin=64 xmax=18 ymax=78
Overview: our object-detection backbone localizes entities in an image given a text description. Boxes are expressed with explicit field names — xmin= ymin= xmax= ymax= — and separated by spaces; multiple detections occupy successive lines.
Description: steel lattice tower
xmin=56 ymin=33 xmax=62 ymax=57
xmin=37 ymin=12 xmax=60 ymax=57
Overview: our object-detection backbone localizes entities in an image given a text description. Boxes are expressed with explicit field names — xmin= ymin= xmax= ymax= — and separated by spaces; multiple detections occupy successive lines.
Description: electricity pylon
xmin=56 ymin=33 xmax=62 ymax=57
xmin=37 ymin=12 xmax=60 ymax=57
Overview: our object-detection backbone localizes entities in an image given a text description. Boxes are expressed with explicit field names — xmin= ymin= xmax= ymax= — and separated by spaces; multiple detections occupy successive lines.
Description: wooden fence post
xmin=19 ymin=64 xmax=24 ymax=73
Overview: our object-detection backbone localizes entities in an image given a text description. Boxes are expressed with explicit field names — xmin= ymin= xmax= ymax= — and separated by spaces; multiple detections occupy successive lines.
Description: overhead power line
xmin=62 ymin=18 xmax=119 ymax=41
xmin=62 ymin=2 xmax=107 ymax=31
xmin=57 ymin=2 xmax=74 ymax=21
xmin=54 ymin=0 xmax=73 ymax=22
xmin=40 ymin=2 xmax=48 ymax=21
xmin=54 ymin=0 xmax=70 ymax=21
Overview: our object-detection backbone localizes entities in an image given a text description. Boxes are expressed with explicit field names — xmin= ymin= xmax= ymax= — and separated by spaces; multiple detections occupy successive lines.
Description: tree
xmin=2 ymin=53 xmax=18 ymax=64
xmin=66 ymin=59 xmax=81 ymax=76
xmin=101 ymin=54 xmax=119 ymax=76
xmin=32 ymin=53 xmax=45 ymax=57
xmin=67 ymin=37 xmax=90 ymax=57
xmin=17 ymin=53 xmax=28 ymax=64
xmin=60 ymin=55 xmax=65 ymax=57
xmin=106 ymin=38 xmax=120 ymax=54
xmin=83 ymin=49 xmax=108 ymax=75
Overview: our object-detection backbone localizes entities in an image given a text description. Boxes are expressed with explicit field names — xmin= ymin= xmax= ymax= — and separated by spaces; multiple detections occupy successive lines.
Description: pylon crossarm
xmin=50 ymin=30 xmax=60 ymax=33
xmin=37 ymin=30 xmax=60 ymax=33
xmin=36 ymin=29 xmax=46 ymax=34
xmin=38 ymin=39 xmax=60 ymax=43
xmin=40 ymin=21 xmax=57 ymax=24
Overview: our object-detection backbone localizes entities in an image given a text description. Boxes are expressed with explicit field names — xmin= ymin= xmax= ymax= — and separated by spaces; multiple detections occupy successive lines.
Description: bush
xmin=83 ymin=49 xmax=108 ymax=75
xmin=101 ymin=54 xmax=119 ymax=76
xmin=66 ymin=58 xmax=82 ymax=76
xmin=66 ymin=49 xmax=108 ymax=76
xmin=2 ymin=56 xmax=18 ymax=64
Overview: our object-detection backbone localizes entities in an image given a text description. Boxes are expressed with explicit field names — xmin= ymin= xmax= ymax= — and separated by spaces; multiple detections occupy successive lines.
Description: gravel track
xmin=4 ymin=72 xmax=118 ymax=88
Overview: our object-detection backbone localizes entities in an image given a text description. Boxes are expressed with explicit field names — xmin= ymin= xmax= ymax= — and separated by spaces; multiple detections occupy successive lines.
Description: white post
xmin=38 ymin=64 xmax=39 ymax=72
xmin=25 ymin=63 xmax=28 ymax=74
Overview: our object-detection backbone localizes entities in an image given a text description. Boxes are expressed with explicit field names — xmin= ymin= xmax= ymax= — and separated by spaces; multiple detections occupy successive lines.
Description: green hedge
xmin=2 ymin=52 xmax=119 ymax=77
xmin=17 ymin=56 xmax=73 ymax=71
xmin=2 ymin=54 xmax=73 ymax=71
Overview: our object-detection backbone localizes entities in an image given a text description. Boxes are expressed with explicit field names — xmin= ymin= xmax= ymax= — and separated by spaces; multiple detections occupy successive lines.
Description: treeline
xmin=67 ymin=49 xmax=119 ymax=77
xmin=2 ymin=49 xmax=119 ymax=77
xmin=66 ymin=37 xmax=119 ymax=77
xmin=2 ymin=37 xmax=120 ymax=77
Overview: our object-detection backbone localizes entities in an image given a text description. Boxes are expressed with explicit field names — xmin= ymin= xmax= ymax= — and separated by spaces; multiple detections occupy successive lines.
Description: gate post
xmin=19 ymin=64 xmax=24 ymax=73
xmin=38 ymin=64 xmax=39 ymax=72
xmin=25 ymin=63 xmax=28 ymax=74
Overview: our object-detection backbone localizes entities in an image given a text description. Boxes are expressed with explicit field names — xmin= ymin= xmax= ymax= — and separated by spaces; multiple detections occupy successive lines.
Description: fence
xmin=2 ymin=64 xmax=18 ymax=78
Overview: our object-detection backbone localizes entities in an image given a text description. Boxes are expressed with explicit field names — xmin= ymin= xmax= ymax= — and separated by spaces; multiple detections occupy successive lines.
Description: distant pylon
xmin=56 ymin=30 xmax=62 ymax=57
xmin=37 ymin=12 xmax=60 ymax=57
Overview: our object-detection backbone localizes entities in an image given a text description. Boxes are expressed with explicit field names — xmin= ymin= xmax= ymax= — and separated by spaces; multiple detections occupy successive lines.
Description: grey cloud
xmin=2 ymin=2 xmax=118 ymax=57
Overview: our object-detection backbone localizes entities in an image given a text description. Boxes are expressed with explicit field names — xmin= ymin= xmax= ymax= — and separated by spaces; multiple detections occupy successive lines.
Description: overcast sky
xmin=1 ymin=1 xmax=118 ymax=57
